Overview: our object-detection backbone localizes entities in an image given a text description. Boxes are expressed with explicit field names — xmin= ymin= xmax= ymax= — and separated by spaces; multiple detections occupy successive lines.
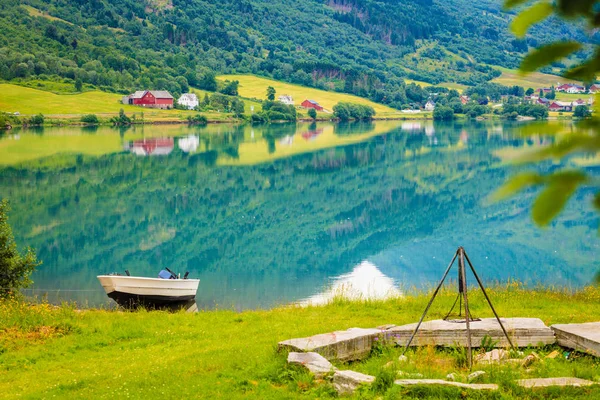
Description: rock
xmin=517 ymin=377 xmax=597 ymax=388
xmin=446 ymin=373 xmax=458 ymax=381
xmin=333 ymin=370 xmax=375 ymax=395
xmin=395 ymin=379 xmax=498 ymax=390
xmin=398 ymin=355 xmax=408 ymax=363
xmin=551 ymin=322 xmax=600 ymax=357
xmin=279 ymin=328 xmax=382 ymax=361
xmin=468 ymin=371 xmax=486 ymax=383
xmin=287 ymin=352 xmax=337 ymax=377
xmin=545 ymin=350 xmax=561 ymax=359
xmin=397 ymin=371 xmax=424 ymax=378
xmin=474 ymin=349 xmax=509 ymax=364
xmin=521 ymin=352 xmax=540 ymax=368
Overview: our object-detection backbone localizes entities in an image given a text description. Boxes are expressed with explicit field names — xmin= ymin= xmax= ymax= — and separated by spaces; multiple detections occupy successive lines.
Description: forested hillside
xmin=0 ymin=0 xmax=591 ymax=108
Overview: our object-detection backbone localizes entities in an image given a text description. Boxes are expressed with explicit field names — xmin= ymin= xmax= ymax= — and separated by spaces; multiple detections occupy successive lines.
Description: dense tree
xmin=433 ymin=106 xmax=454 ymax=120
xmin=266 ymin=86 xmax=276 ymax=101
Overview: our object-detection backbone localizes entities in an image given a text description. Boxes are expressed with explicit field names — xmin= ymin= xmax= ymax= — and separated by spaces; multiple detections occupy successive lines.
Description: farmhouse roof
xmin=305 ymin=99 xmax=320 ymax=105
xmin=179 ymin=93 xmax=198 ymax=101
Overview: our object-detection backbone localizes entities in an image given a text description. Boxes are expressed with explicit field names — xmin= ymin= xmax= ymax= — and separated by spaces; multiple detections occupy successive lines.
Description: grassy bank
xmin=1 ymin=285 xmax=599 ymax=399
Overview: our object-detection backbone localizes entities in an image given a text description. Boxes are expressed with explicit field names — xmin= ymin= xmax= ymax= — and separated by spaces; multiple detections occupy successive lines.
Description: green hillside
xmin=0 ymin=0 xmax=591 ymax=111
xmin=218 ymin=75 xmax=399 ymax=115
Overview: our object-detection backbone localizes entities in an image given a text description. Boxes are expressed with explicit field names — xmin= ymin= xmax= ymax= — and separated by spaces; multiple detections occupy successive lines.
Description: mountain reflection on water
xmin=0 ymin=120 xmax=598 ymax=309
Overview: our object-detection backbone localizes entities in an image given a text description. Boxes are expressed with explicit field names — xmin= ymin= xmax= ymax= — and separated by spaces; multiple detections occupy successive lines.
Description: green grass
xmin=1 ymin=285 xmax=599 ymax=399
xmin=217 ymin=74 xmax=400 ymax=116
xmin=0 ymin=83 xmax=253 ymax=122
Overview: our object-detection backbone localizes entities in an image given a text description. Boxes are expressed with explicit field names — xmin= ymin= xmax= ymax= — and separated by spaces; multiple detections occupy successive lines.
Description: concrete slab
xmin=394 ymin=379 xmax=498 ymax=390
xmin=551 ymin=322 xmax=600 ymax=357
xmin=287 ymin=352 xmax=337 ymax=377
xmin=333 ymin=370 xmax=375 ymax=395
xmin=279 ymin=328 xmax=383 ymax=361
xmin=517 ymin=377 xmax=597 ymax=388
xmin=388 ymin=318 xmax=554 ymax=348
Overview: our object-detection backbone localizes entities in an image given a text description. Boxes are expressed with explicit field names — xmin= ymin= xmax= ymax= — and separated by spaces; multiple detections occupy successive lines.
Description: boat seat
xmin=158 ymin=270 xmax=173 ymax=279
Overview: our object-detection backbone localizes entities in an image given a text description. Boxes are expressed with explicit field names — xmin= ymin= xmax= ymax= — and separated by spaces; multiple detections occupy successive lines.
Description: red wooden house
xmin=301 ymin=99 xmax=324 ymax=111
xmin=125 ymin=90 xmax=174 ymax=109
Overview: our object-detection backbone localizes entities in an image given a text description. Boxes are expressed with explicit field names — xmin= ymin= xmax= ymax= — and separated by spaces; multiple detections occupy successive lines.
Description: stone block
xmin=279 ymin=327 xmax=383 ymax=361
xmin=394 ymin=379 xmax=498 ymax=390
xmin=287 ymin=352 xmax=337 ymax=377
xmin=517 ymin=377 xmax=597 ymax=388
xmin=551 ymin=322 xmax=600 ymax=357
xmin=389 ymin=318 xmax=555 ymax=348
xmin=333 ymin=370 xmax=375 ymax=395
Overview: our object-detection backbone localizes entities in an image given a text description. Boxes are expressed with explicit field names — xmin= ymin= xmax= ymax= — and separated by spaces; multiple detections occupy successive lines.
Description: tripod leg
xmin=459 ymin=249 xmax=473 ymax=369
xmin=402 ymin=250 xmax=458 ymax=355
xmin=464 ymin=251 xmax=515 ymax=349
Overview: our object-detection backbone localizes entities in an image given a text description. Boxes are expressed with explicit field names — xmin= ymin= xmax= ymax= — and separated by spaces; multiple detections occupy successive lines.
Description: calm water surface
xmin=0 ymin=121 xmax=598 ymax=308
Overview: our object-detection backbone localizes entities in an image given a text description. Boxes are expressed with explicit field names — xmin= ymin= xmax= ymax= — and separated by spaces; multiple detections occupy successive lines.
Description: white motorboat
xmin=97 ymin=269 xmax=199 ymax=308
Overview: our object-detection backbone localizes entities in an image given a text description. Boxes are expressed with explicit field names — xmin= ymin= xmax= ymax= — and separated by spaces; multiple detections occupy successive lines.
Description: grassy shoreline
xmin=1 ymin=285 xmax=599 ymax=399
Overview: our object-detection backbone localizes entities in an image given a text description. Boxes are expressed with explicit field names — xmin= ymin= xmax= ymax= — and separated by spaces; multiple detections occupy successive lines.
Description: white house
xmin=278 ymin=94 xmax=294 ymax=105
xmin=177 ymin=93 xmax=199 ymax=110
xmin=424 ymin=100 xmax=435 ymax=111
xmin=566 ymin=85 xmax=585 ymax=94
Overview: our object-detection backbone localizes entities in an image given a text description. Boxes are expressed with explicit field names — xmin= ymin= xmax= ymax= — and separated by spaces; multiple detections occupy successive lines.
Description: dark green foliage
xmin=574 ymin=105 xmax=591 ymax=118
xmin=502 ymin=103 xmax=548 ymax=119
xmin=333 ymin=102 xmax=376 ymax=121
xmin=266 ymin=86 xmax=275 ymax=101
xmin=0 ymin=200 xmax=41 ymax=298
xmin=433 ymin=106 xmax=454 ymax=120
xmin=80 ymin=114 xmax=99 ymax=124
xmin=219 ymin=80 xmax=239 ymax=96
xmin=231 ymin=98 xmax=245 ymax=117
xmin=256 ymin=100 xmax=296 ymax=122
xmin=187 ymin=114 xmax=208 ymax=124
xmin=110 ymin=109 xmax=131 ymax=125
xmin=307 ymin=108 xmax=317 ymax=120
xmin=27 ymin=114 xmax=44 ymax=125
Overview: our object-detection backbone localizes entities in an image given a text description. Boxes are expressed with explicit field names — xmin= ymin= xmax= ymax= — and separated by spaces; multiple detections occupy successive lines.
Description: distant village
xmin=121 ymin=90 xmax=325 ymax=112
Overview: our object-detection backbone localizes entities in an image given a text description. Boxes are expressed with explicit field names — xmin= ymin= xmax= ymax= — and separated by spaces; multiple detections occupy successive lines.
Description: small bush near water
xmin=80 ymin=114 xmax=99 ymax=124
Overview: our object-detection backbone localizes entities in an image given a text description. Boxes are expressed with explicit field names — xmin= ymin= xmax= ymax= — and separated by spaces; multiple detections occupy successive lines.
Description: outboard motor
xmin=183 ymin=271 xmax=190 ymax=280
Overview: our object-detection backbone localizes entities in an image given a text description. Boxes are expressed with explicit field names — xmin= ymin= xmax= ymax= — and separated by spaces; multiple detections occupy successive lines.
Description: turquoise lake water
xmin=0 ymin=120 xmax=598 ymax=309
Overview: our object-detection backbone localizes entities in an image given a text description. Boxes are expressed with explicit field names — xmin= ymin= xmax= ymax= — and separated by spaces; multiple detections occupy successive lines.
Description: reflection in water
xmin=299 ymin=261 xmax=401 ymax=306
xmin=178 ymin=135 xmax=200 ymax=153
xmin=1 ymin=120 xmax=598 ymax=309
xmin=126 ymin=138 xmax=174 ymax=156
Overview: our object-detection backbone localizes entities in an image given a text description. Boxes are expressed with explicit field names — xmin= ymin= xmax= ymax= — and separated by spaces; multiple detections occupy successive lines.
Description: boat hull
xmin=98 ymin=275 xmax=199 ymax=309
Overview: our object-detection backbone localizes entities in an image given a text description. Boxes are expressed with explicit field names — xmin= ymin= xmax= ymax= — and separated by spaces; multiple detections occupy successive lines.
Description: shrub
xmin=28 ymin=113 xmax=44 ymax=125
xmin=187 ymin=114 xmax=207 ymax=124
xmin=307 ymin=108 xmax=317 ymax=120
xmin=80 ymin=114 xmax=99 ymax=124
xmin=433 ymin=106 xmax=454 ymax=120
xmin=333 ymin=102 xmax=375 ymax=120
xmin=574 ymin=105 xmax=591 ymax=118
xmin=0 ymin=200 xmax=41 ymax=298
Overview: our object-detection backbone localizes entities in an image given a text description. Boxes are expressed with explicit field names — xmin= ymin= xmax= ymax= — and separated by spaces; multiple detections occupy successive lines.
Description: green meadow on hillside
xmin=217 ymin=75 xmax=400 ymax=116
xmin=1 ymin=286 xmax=599 ymax=399
xmin=0 ymin=84 xmax=261 ymax=122
xmin=491 ymin=67 xmax=581 ymax=90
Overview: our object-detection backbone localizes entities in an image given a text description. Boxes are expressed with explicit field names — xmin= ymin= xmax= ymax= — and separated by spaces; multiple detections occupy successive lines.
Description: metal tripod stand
xmin=402 ymin=247 xmax=514 ymax=368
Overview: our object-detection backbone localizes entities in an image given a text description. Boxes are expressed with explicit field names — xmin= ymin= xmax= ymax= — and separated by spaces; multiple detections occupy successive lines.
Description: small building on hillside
xmin=278 ymin=94 xmax=294 ymax=105
xmin=589 ymin=84 xmax=600 ymax=94
xmin=566 ymin=85 xmax=585 ymax=94
xmin=459 ymin=95 xmax=470 ymax=105
xmin=178 ymin=93 xmax=199 ymax=110
xmin=537 ymin=97 xmax=550 ymax=106
xmin=123 ymin=90 xmax=174 ymax=109
xmin=537 ymin=87 xmax=552 ymax=94
xmin=549 ymin=101 xmax=573 ymax=112
xmin=301 ymin=99 xmax=323 ymax=111
xmin=424 ymin=100 xmax=435 ymax=111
